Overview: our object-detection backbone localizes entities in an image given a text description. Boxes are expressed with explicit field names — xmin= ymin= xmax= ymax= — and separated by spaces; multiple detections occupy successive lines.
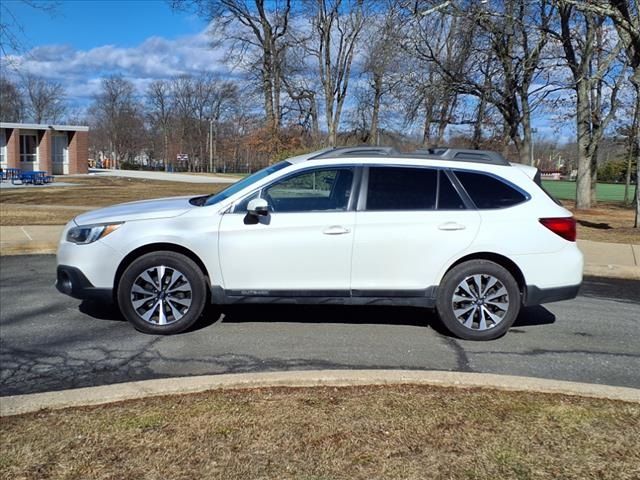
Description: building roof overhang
xmin=0 ymin=122 xmax=89 ymax=132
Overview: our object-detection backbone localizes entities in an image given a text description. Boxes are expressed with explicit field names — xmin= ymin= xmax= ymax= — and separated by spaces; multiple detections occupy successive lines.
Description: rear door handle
xmin=438 ymin=222 xmax=466 ymax=231
xmin=323 ymin=225 xmax=351 ymax=235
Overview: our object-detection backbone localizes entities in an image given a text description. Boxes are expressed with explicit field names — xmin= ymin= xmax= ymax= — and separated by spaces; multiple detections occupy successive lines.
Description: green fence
xmin=542 ymin=181 xmax=637 ymax=202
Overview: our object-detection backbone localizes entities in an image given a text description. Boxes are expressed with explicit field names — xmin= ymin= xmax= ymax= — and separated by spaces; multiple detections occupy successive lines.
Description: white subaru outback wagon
xmin=56 ymin=147 xmax=583 ymax=340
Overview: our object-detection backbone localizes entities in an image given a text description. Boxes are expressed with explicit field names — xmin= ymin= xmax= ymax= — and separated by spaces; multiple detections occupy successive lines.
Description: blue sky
xmin=5 ymin=0 xmax=205 ymax=51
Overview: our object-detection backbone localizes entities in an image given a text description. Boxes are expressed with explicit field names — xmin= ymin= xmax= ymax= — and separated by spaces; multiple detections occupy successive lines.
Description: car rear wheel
xmin=117 ymin=251 xmax=207 ymax=334
xmin=436 ymin=260 xmax=521 ymax=341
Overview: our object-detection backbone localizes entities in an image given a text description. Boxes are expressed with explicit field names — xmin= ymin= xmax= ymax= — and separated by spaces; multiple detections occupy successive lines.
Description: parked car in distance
xmin=56 ymin=146 xmax=583 ymax=340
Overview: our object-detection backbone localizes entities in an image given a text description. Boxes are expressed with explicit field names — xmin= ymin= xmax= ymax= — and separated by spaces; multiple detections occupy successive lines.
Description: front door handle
xmin=438 ymin=222 xmax=466 ymax=231
xmin=323 ymin=225 xmax=351 ymax=235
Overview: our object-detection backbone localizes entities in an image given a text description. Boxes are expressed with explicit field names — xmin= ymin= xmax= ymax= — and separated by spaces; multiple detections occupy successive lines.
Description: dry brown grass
xmin=1 ymin=385 xmax=639 ymax=480
xmin=563 ymin=201 xmax=639 ymax=244
xmin=0 ymin=176 xmax=224 ymax=226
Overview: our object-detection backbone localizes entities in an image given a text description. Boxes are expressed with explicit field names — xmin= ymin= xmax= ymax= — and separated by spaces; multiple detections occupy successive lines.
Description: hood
xmin=74 ymin=196 xmax=195 ymax=225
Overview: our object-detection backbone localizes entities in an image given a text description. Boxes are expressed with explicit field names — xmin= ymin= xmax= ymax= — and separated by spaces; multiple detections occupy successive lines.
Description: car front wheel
xmin=117 ymin=251 xmax=207 ymax=334
xmin=436 ymin=260 xmax=521 ymax=341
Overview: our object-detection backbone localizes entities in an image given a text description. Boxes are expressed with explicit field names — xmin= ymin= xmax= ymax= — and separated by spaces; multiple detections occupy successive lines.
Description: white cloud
xmin=2 ymin=27 xmax=233 ymax=106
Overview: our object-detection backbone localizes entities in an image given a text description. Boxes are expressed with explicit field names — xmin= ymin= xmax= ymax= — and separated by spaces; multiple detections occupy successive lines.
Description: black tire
xmin=117 ymin=251 xmax=208 ymax=334
xmin=436 ymin=260 xmax=521 ymax=341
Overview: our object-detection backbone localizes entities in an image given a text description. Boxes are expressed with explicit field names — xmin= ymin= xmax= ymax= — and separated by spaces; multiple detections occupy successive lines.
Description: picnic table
xmin=10 ymin=170 xmax=53 ymax=185
xmin=2 ymin=168 xmax=22 ymax=181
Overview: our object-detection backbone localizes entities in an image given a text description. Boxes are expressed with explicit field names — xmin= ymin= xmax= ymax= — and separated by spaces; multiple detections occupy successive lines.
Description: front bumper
xmin=56 ymin=265 xmax=113 ymax=303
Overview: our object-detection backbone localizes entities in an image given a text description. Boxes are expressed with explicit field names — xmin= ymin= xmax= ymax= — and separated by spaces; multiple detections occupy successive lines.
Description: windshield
xmin=201 ymin=161 xmax=291 ymax=206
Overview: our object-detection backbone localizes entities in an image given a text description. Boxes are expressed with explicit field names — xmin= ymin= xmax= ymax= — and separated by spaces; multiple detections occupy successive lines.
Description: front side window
xmin=454 ymin=170 xmax=527 ymax=209
xmin=20 ymin=134 xmax=37 ymax=162
xmin=366 ymin=167 xmax=437 ymax=211
xmin=262 ymin=168 xmax=354 ymax=213
xmin=203 ymin=161 xmax=291 ymax=206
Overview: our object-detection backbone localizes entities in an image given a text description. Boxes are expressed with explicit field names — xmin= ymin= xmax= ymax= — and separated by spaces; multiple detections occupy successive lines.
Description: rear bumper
xmin=524 ymin=284 xmax=580 ymax=307
xmin=56 ymin=265 xmax=113 ymax=303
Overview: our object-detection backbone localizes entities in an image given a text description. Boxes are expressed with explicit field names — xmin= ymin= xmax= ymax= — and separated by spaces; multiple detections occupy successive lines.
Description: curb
xmin=2 ymin=370 xmax=639 ymax=416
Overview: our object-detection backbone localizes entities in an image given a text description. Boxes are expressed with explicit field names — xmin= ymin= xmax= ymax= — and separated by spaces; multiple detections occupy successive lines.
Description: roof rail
xmin=413 ymin=148 xmax=510 ymax=165
xmin=306 ymin=145 xmax=510 ymax=166
xmin=309 ymin=146 xmax=401 ymax=159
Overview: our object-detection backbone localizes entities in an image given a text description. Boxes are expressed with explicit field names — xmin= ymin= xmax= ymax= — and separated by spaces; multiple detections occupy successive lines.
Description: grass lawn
xmin=542 ymin=180 xmax=636 ymax=203
xmin=1 ymin=385 xmax=639 ymax=480
xmin=0 ymin=176 xmax=225 ymax=226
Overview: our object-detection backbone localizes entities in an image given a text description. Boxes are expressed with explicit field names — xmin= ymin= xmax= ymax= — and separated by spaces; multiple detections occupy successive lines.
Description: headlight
xmin=66 ymin=223 xmax=122 ymax=245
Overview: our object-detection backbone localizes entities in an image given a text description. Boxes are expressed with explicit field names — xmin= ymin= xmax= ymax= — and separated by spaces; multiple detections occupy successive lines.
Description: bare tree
xmin=559 ymin=0 xmax=639 ymax=222
xmin=0 ymin=76 xmax=24 ymax=121
xmin=146 ymin=80 xmax=173 ymax=171
xmin=23 ymin=74 xmax=67 ymax=124
xmin=409 ymin=0 xmax=555 ymax=163
xmin=551 ymin=4 xmax=625 ymax=208
xmin=171 ymin=0 xmax=292 ymax=141
xmin=90 ymin=75 xmax=142 ymax=169
xmin=305 ymin=0 xmax=366 ymax=146
xmin=362 ymin=1 xmax=403 ymax=145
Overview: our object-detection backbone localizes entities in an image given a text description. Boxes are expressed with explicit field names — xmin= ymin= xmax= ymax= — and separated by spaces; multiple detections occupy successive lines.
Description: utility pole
xmin=209 ymin=119 xmax=214 ymax=173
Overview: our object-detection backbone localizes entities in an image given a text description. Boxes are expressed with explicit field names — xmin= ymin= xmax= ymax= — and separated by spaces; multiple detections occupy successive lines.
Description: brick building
xmin=0 ymin=123 xmax=89 ymax=175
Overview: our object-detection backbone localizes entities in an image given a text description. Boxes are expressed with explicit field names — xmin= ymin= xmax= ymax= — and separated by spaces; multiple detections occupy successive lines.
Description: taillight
xmin=539 ymin=217 xmax=576 ymax=242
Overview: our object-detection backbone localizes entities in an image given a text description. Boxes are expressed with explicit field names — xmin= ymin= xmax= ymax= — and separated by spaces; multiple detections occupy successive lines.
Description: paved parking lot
xmin=1 ymin=255 xmax=639 ymax=396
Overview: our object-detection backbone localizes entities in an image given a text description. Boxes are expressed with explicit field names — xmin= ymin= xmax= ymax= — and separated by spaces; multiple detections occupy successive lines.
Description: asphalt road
xmin=1 ymin=255 xmax=639 ymax=396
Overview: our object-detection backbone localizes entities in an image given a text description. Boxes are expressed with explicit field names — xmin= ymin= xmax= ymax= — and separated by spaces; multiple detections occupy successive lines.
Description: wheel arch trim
xmin=114 ymin=243 xmax=212 ymax=294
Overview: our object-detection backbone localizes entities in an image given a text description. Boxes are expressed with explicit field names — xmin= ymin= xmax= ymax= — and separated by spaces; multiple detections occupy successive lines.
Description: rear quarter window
xmin=454 ymin=171 xmax=527 ymax=209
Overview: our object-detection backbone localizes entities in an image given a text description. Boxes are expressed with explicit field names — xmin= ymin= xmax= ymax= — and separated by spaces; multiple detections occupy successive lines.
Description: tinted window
xmin=263 ymin=168 xmax=353 ymax=213
xmin=454 ymin=171 xmax=527 ymax=209
xmin=366 ymin=167 xmax=437 ymax=211
xmin=438 ymin=171 xmax=465 ymax=210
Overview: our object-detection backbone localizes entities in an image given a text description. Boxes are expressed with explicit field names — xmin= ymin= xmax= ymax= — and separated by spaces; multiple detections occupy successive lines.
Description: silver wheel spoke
xmin=141 ymin=300 xmax=160 ymax=322
xmin=454 ymin=304 xmax=476 ymax=318
xmin=168 ymin=296 xmax=191 ymax=307
xmin=463 ymin=307 xmax=477 ymax=328
xmin=157 ymin=301 xmax=167 ymax=325
xmin=140 ymin=271 xmax=159 ymax=290
xmin=472 ymin=275 xmax=483 ymax=296
xmin=478 ymin=307 xmax=488 ymax=330
xmin=166 ymin=300 xmax=184 ymax=320
xmin=458 ymin=280 xmax=476 ymax=299
xmin=482 ymin=276 xmax=498 ymax=296
xmin=132 ymin=297 xmax=154 ymax=309
xmin=486 ymin=288 xmax=507 ymax=301
xmin=486 ymin=300 xmax=509 ymax=311
xmin=167 ymin=270 xmax=183 ymax=291
xmin=453 ymin=294 xmax=473 ymax=303
xmin=167 ymin=283 xmax=190 ymax=293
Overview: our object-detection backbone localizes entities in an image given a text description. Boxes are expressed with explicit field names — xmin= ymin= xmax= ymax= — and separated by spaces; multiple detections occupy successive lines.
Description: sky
xmin=1 ymin=0 xmax=231 ymax=108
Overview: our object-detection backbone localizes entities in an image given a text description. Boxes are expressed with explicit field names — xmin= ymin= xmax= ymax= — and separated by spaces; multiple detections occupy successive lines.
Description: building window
xmin=0 ymin=130 xmax=6 ymax=166
xmin=53 ymin=135 xmax=67 ymax=163
xmin=20 ymin=134 xmax=37 ymax=162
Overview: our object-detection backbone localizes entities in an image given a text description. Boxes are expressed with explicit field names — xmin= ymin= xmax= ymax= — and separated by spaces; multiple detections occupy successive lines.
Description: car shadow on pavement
xmin=77 ymin=300 xmax=556 ymax=337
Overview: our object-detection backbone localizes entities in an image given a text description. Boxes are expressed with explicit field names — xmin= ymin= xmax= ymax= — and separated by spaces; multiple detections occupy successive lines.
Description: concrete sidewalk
xmin=87 ymin=168 xmax=238 ymax=184
xmin=1 ymin=224 xmax=638 ymax=279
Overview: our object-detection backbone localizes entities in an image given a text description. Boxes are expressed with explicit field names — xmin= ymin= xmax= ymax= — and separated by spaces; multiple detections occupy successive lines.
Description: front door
xmin=218 ymin=166 xmax=357 ymax=293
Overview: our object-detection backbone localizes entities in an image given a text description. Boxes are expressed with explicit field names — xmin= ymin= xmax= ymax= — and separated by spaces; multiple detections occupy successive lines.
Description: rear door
xmin=350 ymin=166 xmax=481 ymax=293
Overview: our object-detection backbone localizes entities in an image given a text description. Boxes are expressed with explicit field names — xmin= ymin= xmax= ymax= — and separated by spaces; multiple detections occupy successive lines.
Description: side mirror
xmin=247 ymin=198 xmax=269 ymax=216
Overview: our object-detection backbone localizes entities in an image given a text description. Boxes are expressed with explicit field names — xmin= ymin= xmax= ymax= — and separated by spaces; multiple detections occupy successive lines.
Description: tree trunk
xmin=369 ymin=74 xmax=382 ymax=146
xmin=575 ymin=80 xmax=593 ymax=209
xmin=633 ymin=79 xmax=640 ymax=228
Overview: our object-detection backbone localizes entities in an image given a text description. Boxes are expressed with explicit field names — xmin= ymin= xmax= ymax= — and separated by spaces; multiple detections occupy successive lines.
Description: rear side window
xmin=454 ymin=171 xmax=527 ymax=209
xmin=366 ymin=167 xmax=437 ymax=210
